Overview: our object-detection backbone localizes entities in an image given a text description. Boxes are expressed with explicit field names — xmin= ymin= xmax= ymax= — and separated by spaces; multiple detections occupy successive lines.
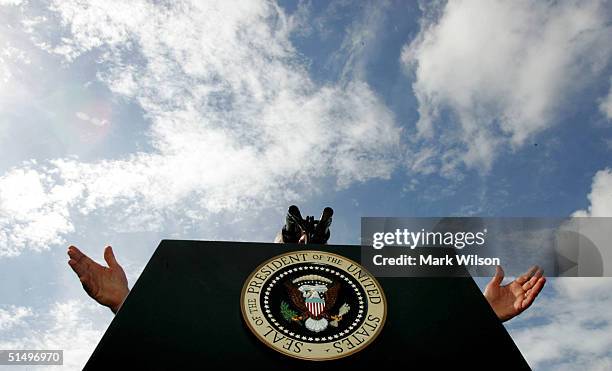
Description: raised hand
xmin=484 ymin=265 xmax=546 ymax=322
xmin=67 ymin=245 xmax=130 ymax=314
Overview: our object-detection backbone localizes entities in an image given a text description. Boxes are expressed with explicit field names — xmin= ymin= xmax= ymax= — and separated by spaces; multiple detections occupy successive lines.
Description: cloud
xmin=402 ymin=0 xmax=612 ymax=174
xmin=0 ymin=165 xmax=77 ymax=256
xmin=568 ymin=169 xmax=612 ymax=276
xmin=0 ymin=300 xmax=108 ymax=370
xmin=75 ymin=112 xmax=108 ymax=127
xmin=0 ymin=306 xmax=32 ymax=331
xmin=600 ymin=77 xmax=612 ymax=120
xmin=507 ymin=278 xmax=612 ymax=370
xmin=0 ymin=0 xmax=401 ymax=256
xmin=331 ymin=1 xmax=389 ymax=82
xmin=0 ymin=0 xmax=22 ymax=6
xmin=509 ymin=170 xmax=612 ymax=369
xmin=573 ymin=168 xmax=612 ymax=217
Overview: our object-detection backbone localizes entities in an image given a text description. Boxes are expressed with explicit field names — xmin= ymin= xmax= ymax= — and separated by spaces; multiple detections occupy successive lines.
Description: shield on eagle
xmin=306 ymin=297 xmax=325 ymax=317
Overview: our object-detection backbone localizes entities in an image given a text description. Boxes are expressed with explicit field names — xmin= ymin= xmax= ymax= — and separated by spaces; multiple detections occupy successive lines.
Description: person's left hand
xmin=484 ymin=265 xmax=546 ymax=322
xmin=67 ymin=245 xmax=130 ymax=313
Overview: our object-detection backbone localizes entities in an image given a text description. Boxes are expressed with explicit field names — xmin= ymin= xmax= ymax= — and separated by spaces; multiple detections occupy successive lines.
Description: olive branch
xmin=280 ymin=301 xmax=298 ymax=322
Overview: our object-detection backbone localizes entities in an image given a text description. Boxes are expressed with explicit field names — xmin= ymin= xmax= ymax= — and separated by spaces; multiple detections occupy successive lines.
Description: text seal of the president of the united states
xmin=240 ymin=250 xmax=387 ymax=361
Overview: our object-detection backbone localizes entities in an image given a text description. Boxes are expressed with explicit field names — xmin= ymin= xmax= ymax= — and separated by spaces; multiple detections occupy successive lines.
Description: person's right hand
xmin=67 ymin=245 xmax=130 ymax=314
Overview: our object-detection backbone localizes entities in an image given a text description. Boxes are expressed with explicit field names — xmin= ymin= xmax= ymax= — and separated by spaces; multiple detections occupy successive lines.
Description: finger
xmin=67 ymin=245 xmax=86 ymax=261
xmin=516 ymin=265 xmax=538 ymax=284
xmin=516 ymin=265 xmax=539 ymax=285
xmin=68 ymin=259 xmax=78 ymax=270
xmin=522 ymin=268 xmax=543 ymax=291
xmin=69 ymin=260 xmax=89 ymax=277
xmin=521 ymin=275 xmax=538 ymax=291
xmin=67 ymin=247 xmax=94 ymax=277
xmin=103 ymin=246 xmax=119 ymax=268
xmin=489 ymin=265 xmax=504 ymax=287
xmin=67 ymin=259 xmax=78 ymax=275
xmin=521 ymin=277 xmax=546 ymax=309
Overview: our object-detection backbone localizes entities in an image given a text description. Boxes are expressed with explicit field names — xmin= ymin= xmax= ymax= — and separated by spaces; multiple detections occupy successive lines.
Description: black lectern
xmin=85 ymin=240 xmax=529 ymax=369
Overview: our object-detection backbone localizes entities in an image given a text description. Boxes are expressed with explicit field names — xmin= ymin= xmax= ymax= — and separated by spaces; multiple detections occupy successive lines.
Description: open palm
xmin=67 ymin=245 xmax=130 ymax=313
xmin=484 ymin=265 xmax=546 ymax=322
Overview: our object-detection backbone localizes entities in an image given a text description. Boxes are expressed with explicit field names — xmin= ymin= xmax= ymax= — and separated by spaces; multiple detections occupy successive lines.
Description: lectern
xmin=85 ymin=240 xmax=529 ymax=369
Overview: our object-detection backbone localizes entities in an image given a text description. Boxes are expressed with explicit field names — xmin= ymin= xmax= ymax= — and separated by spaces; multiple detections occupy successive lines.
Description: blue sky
xmin=1 ymin=0 xmax=612 ymax=369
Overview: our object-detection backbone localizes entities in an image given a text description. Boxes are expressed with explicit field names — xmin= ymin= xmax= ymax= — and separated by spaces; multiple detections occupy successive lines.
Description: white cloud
xmin=567 ymin=169 xmax=612 ymax=276
xmin=508 ymin=278 xmax=612 ymax=370
xmin=0 ymin=305 xmax=32 ymax=331
xmin=0 ymin=0 xmax=22 ymax=6
xmin=573 ymin=168 xmax=612 ymax=217
xmin=1 ymin=13 xmax=33 ymax=99
xmin=402 ymin=0 xmax=612 ymax=174
xmin=332 ymin=1 xmax=389 ymax=82
xmin=0 ymin=165 xmax=77 ymax=256
xmin=600 ymin=77 xmax=612 ymax=120
xmin=75 ymin=112 xmax=108 ymax=127
xmin=0 ymin=0 xmax=401 ymax=256
xmin=0 ymin=300 xmax=108 ymax=370
xmin=509 ymin=170 xmax=612 ymax=369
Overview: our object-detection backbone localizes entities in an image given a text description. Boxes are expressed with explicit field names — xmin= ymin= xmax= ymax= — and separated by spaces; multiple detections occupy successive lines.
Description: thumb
xmin=103 ymin=246 xmax=120 ymax=268
xmin=489 ymin=265 xmax=504 ymax=287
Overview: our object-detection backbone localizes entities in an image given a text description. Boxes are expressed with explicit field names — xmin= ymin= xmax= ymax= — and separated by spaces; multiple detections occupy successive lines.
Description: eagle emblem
xmin=281 ymin=274 xmax=351 ymax=332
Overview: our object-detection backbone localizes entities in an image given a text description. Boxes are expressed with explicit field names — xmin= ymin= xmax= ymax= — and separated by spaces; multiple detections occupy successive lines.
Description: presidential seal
xmin=240 ymin=251 xmax=386 ymax=361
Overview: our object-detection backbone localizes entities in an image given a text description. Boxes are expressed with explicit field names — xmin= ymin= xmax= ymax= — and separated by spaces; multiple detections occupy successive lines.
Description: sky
xmin=0 ymin=0 xmax=611 ymax=369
